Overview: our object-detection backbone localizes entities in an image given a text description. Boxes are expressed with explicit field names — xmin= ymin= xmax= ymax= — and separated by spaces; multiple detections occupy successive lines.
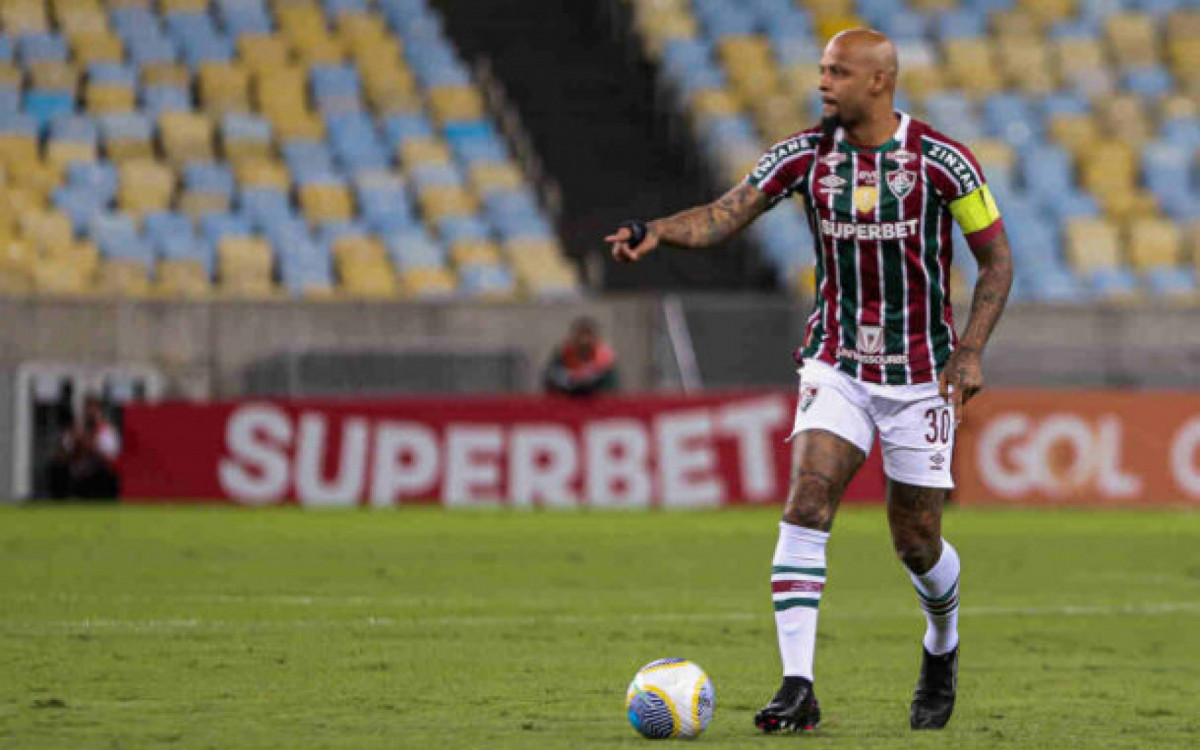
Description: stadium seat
xmin=217 ymin=234 xmax=274 ymax=296
xmin=159 ymin=111 xmax=215 ymax=164
xmin=118 ymin=159 xmax=175 ymax=216
xmin=198 ymin=62 xmax=251 ymax=116
xmin=1127 ymin=217 xmax=1183 ymax=271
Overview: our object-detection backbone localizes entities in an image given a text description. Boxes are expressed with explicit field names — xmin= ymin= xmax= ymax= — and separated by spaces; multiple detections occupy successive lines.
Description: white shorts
xmin=790 ymin=359 xmax=956 ymax=489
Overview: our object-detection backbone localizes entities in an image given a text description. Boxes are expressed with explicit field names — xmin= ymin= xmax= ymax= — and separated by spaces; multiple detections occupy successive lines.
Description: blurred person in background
xmin=543 ymin=316 xmax=619 ymax=396
xmin=46 ymin=395 xmax=121 ymax=500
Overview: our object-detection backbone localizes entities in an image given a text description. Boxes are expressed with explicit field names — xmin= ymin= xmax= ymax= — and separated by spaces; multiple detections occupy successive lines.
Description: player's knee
xmin=893 ymin=532 xmax=940 ymax=573
xmin=782 ymin=471 xmax=840 ymax=531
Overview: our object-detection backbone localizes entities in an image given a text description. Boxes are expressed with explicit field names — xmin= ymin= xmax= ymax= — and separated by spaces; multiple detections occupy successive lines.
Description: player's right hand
xmin=606 ymin=224 xmax=659 ymax=263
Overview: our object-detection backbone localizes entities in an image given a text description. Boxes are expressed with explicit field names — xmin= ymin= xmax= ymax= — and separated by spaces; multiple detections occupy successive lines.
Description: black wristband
xmin=619 ymin=219 xmax=647 ymax=247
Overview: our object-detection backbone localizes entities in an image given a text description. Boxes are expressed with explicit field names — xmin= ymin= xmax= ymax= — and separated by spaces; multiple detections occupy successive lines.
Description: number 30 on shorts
xmin=924 ymin=407 xmax=953 ymax=444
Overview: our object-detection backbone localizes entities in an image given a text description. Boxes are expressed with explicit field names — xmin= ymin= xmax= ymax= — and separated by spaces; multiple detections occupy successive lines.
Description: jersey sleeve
xmin=743 ymin=134 xmax=817 ymax=206
xmin=923 ymin=137 xmax=1004 ymax=248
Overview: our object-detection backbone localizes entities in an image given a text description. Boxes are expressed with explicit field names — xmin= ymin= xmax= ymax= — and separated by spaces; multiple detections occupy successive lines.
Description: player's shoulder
xmin=908 ymin=117 xmax=985 ymax=192
xmin=748 ymin=124 xmax=824 ymax=185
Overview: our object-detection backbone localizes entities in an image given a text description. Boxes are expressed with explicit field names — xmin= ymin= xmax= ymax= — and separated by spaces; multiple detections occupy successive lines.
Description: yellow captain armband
xmin=948 ymin=184 xmax=1002 ymax=235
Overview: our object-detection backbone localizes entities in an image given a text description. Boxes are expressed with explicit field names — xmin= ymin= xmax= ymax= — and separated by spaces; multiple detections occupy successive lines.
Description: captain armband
xmin=948 ymin=184 xmax=1004 ymax=249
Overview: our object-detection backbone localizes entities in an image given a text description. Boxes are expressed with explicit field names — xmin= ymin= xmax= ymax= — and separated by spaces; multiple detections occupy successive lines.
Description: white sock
xmin=907 ymin=539 xmax=960 ymax=655
xmin=771 ymin=522 xmax=829 ymax=681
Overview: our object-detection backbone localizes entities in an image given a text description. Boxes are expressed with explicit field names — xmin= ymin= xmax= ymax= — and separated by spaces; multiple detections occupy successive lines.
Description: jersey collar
xmin=834 ymin=111 xmax=911 ymax=154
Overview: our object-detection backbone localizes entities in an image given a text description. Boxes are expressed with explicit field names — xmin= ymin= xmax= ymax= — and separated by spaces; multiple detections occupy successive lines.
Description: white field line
xmin=2 ymin=602 xmax=1199 ymax=633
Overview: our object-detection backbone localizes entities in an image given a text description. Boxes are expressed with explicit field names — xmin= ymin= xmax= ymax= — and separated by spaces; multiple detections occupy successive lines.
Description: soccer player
xmin=605 ymin=28 xmax=1013 ymax=732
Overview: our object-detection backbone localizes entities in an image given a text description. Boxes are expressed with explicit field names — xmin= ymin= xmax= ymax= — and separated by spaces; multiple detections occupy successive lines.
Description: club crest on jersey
xmin=800 ymin=384 xmax=820 ymax=413
xmin=858 ymin=325 xmax=884 ymax=354
xmin=886 ymin=169 xmax=916 ymax=199
xmin=853 ymin=185 xmax=878 ymax=214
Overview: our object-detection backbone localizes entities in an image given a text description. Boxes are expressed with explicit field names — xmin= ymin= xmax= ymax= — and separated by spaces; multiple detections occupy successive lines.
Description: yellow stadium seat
xmin=86 ymin=82 xmax=137 ymax=114
xmin=1015 ymin=0 xmax=1075 ymax=26
xmin=337 ymin=12 xmax=388 ymax=47
xmin=1097 ymin=94 xmax=1153 ymax=145
xmin=427 ymin=86 xmax=486 ymax=124
xmin=46 ymin=138 xmax=97 ymax=168
xmin=1079 ymin=139 xmax=1137 ymax=195
xmin=397 ymin=137 xmax=453 ymax=167
xmin=273 ymin=112 xmax=326 ymax=142
xmin=333 ymin=236 xmax=397 ymax=297
xmin=70 ymin=31 xmax=124 ymax=66
xmin=362 ymin=65 xmax=421 ymax=114
xmin=160 ymin=0 xmax=209 ymax=12
xmin=51 ymin=0 xmax=107 ymax=32
xmin=34 ymin=259 xmax=93 ymax=296
xmin=299 ymin=181 xmax=355 ymax=225
xmin=0 ymin=132 xmax=39 ymax=170
xmin=814 ymin=14 xmax=864 ymax=42
xmin=943 ymin=38 xmax=1003 ymax=96
xmin=7 ymin=160 xmax=63 ymax=199
xmin=178 ymin=190 xmax=232 ymax=219
xmin=0 ymin=238 xmax=35 ymax=295
xmin=751 ymin=94 xmax=805 ymax=144
xmin=1127 ymin=218 xmax=1182 ymax=271
xmin=996 ymin=37 xmax=1057 ymax=94
xmin=29 ymin=62 xmax=78 ymax=95
xmin=990 ymin=10 xmax=1042 ymax=38
xmin=156 ymin=258 xmax=211 ymax=298
xmin=1052 ymin=37 xmax=1106 ymax=89
xmin=782 ymin=63 xmax=823 ymax=102
xmin=0 ymin=65 xmax=21 ymax=90
xmin=1048 ymin=113 xmax=1103 ymax=157
xmin=253 ymin=66 xmax=307 ymax=112
xmin=802 ymin=0 xmax=856 ymax=17
xmin=398 ymin=266 xmax=456 ymax=298
xmin=689 ymin=89 xmax=741 ymax=121
xmin=967 ymin=139 xmax=1015 ymax=177
xmin=1187 ymin=220 xmax=1200 ymax=271
xmin=19 ymin=210 xmax=73 ymax=254
xmin=235 ymin=158 xmax=290 ymax=190
xmin=97 ymin=258 xmax=153 ymax=297
xmin=198 ymin=62 xmax=251 ymax=116
xmin=1066 ymin=218 xmax=1122 ymax=273
xmin=237 ymin=34 xmax=293 ymax=74
xmin=141 ymin=63 xmax=191 ymax=90
xmin=159 ymin=112 xmax=215 ymax=165
xmin=0 ymin=186 xmax=47 ymax=217
xmin=1159 ymin=94 xmax=1197 ymax=123
xmin=2 ymin=1 xmax=50 ymax=35
xmin=450 ymin=239 xmax=502 ymax=268
xmin=1105 ymin=13 xmax=1159 ymax=68
xmin=1096 ymin=188 xmax=1159 ymax=223
xmin=104 ymin=129 xmax=154 ymax=163
xmin=295 ymin=33 xmax=345 ymax=65
xmin=468 ymin=162 xmax=525 ymax=196
xmin=417 ymin=186 xmax=476 ymax=223
xmin=635 ymin=9 xmax=699 ymax=60
xmin=118 ymin=159 xmax=175 ymax=216
xmin=218 ymin=236 xmax=275 ymax=295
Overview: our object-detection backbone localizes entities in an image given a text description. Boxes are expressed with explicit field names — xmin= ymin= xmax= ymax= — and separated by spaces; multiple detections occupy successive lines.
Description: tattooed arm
xmin=938 ymin=227 xmax=1014 ymax=423
xmin=606 ymin=183 xmax=771 ymax=262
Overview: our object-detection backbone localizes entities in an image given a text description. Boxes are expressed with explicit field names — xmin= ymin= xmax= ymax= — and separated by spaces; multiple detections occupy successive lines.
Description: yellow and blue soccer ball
xmin=625 ymin=658 xmax=715 ymax=739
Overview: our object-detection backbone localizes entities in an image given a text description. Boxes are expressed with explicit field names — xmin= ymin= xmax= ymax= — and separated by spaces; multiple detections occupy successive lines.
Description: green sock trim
xmin=771 ymin=565 xmax=827 ymax=577
xmin=773 ymin=598 xmax=820 ymax=612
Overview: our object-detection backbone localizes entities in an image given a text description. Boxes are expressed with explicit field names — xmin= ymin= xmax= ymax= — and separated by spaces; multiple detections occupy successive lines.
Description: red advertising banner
xmin=120 ymin=392 xmax=886 ymax=507
xmin=954 ymin=390 xmax=1200 ymax=506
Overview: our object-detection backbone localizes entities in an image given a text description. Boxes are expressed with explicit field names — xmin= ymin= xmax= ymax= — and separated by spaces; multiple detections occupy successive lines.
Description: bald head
xmin=817 ymin=28 xmax=899 ymax=135
xmin=827 ymin=28 xmax=899 ymax=86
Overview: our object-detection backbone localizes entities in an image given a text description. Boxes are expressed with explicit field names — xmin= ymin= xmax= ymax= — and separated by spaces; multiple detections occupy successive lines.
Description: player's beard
xmin=820 ymin=113 xmax=841 ymax=140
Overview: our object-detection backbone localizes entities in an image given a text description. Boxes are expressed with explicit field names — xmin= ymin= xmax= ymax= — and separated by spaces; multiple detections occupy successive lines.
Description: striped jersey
xmin=745 ymin=112 xmax=1003 ymax=385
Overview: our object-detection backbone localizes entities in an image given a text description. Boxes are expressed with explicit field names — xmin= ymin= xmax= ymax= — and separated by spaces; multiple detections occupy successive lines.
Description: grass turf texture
xmin=1 ymin=507 xmax=1198 ymax=749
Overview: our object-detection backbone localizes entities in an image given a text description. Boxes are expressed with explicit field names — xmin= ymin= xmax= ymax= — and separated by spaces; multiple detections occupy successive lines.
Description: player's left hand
xmin=938 ymin=347 xmax=983 ymax=426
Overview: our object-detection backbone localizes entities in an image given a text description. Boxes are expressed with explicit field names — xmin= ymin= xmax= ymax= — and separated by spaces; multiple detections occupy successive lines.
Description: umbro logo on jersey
xmin=818 ymin=174 xmax=846 ymax=188
xmin=930 ymin=453 xmax=946 ymax=471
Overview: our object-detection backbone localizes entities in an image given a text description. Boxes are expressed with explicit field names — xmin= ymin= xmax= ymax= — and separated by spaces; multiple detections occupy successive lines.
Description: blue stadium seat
xmin=67 ymin=162 xmax=119 ymax=203
xmin=924 ymin=93 xmax=982 ymax=141
xmin=184 ymin=163 xmax=236 ymax=197
xmin=437 ymin=215 xmax=490 ymax=245
xmin=1123 ymin=66 xmax=1175 ymax=99
xmin=385 ymin=228 xmax=447 ymax=270
xmin=311 ymin=66 xmax=364 ymax=115
xmin=1088 ymin=267 xmax=1140 ymax=298
xmin=936 ymin=10 xmax=988 ymax=39
xmin=240 ymin=188 xmax=294 ymax=231
xmin=24 ymin=91 xmax=75 ymax=131
xmin=0 ymin=35 xmax=12 ymax=64
xmin=382 ymin=112 xmax=435 ymax=146
xmin=18 ymin=33 xmax=68 ymax=65
xmin=983 ymin=93 xmax=1041 ymax=146
xmin=53 ymin=187 xmax=107 ymax=234
xmin=1146 ymin=267 xmax=1195 ymax=296
xmin=283 ymin=141 xmax=339 ymax=182
xmin=127 ymin=35 xmax=179 ymax=66
xmin=1021 ymin=145 xmax=1074 ymax=199
xmin=92 ymin=213 xmax=154 ymax=265
xmin=459 ymin=263 xmax=515 ymax=296
xmin=142 ymin=86 xmax=192 ymax=116
xmin=200 ymin=213 xmax=253 ymax=246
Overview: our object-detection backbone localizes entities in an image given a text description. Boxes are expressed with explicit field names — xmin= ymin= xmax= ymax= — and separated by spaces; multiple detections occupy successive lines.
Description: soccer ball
xmin=625 ymin=658 xmax=715 ymax=739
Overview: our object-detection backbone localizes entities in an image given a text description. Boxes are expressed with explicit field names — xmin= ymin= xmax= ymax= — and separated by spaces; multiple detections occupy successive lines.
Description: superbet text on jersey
xmin=745 ymin=112 xmax=1003 ymax=385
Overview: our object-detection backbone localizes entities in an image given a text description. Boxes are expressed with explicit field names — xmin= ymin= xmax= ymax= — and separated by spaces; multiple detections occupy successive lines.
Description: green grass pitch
xmin=1 ymin=505 xmax=1199 ymax=749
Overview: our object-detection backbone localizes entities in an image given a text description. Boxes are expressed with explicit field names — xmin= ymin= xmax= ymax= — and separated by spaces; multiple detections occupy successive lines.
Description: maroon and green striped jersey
xmin=745 ymin=112 xmax=1004 ymax=385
